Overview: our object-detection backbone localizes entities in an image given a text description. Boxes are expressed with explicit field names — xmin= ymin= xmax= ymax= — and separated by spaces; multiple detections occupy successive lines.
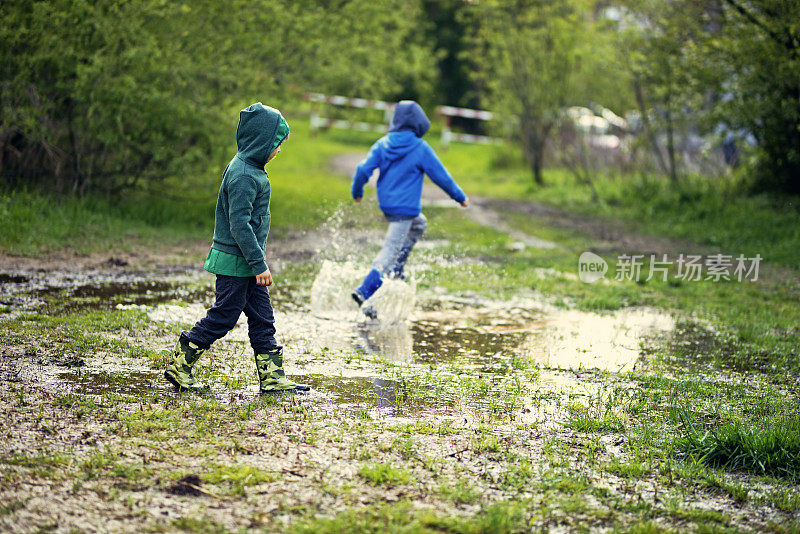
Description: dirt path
xmin=330 ymin=152 xmax=704 ymax=257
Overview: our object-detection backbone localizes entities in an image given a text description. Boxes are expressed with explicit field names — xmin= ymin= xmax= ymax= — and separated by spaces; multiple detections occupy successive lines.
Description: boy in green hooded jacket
xmin=164 ymin=103 xmax=309 ymax=393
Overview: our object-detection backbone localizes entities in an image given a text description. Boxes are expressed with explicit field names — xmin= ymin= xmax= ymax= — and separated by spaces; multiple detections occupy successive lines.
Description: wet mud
xmin=2 ymin=239 xmax=796 ymax=532
xmin=0 ymin=268 xmax=210 ymax=312
xmin=0 ymin=259 xmax=676 ymax=419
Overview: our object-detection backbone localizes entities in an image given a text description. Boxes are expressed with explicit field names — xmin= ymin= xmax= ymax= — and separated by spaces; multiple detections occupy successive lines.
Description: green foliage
xmin=0 ymin=120 xmax=353 ymax=254
xmin=0 ymin=0 xmax=232 ymax=194
xmin=675 ymin=410 xmax=800 ymax=481
xmin=467 ymin=0 xmax=629 ymax=184
xmin=618 ymin=0 xmax=800 ymax=192
xmin=357 ymin=462 xmax=413 ymax=487
xmin=0 ymin=1 xmax=436 ymax=196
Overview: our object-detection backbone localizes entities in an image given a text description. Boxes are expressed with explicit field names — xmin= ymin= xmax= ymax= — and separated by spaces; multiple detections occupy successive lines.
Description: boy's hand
xmin=354 ymin=197 xmax=362 ymax=203
xmin=255 ymin=269 xmax=273 ymax=286
xmin=460 ymin=197 xmax=469 ymax=207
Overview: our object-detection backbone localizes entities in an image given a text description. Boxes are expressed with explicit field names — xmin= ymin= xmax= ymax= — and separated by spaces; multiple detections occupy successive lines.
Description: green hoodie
xmin=206 ymin=103 xmax=289 ymax=276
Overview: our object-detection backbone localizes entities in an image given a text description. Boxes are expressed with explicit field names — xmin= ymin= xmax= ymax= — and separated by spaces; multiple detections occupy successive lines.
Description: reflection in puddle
xmin=14 ymin=263 xmax=675 ymax=420
xmin=527 ymin=308 xmax=674 ymax=372
xmin=357 ymin=303 xmax=673 ymax=374
xmin=302 ymin=375 xmax=411 ymax=409
xmin=0 ymin=270 xmax=212 ymax=312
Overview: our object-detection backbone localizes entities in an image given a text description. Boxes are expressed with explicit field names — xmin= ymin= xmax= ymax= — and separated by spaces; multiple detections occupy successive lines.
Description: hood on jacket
xmin=236 ymin=103 xmax=289 ymax=167
xmin=383 ymin=101 xmax=430 ymax=162
xmin=388 ymin=100 xmax=431 ymax=138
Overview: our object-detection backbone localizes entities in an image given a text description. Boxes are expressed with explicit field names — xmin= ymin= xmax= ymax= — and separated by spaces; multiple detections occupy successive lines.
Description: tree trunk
xmin=633 ymin=77 xmax=670 ymax=176
xmin=664 ymin=98 xmax=678 ymax=184
xmin=520 ymin=115 xmax=548 ymax=186
xmin=531 ymin=138 xmax=544 ymax=185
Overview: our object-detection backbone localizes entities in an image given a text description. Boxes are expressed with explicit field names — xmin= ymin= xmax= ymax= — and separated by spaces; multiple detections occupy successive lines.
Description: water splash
xmin=310 ymin=260 xmax=364 ymax=319
xmin=363 ymin=277 xmax=416 ymax=324
xmin=310 ymin=260 xmax=416 ymax=324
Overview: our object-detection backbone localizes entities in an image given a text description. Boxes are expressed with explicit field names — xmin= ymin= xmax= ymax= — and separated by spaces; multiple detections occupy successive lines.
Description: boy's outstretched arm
xmin=227 ymin=174 xmax=271 ymax=282
xmin=420 ymin=142 xmax=468 ymax=206
xmin=351 ymin=141 xmax=382 ymax=201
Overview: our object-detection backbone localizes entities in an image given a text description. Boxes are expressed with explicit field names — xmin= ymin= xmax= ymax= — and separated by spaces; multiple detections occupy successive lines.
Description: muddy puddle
xmin=0 ymin=269 xmax=211 ymax=312
xmin=2 ymin=262 xmax=675 ymax=425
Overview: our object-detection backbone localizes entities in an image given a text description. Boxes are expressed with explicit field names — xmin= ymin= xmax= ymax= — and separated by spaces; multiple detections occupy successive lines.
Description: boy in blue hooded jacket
xmin=164 ymin=103 xmax=309 ymax=393
xmin=351 ymin=101 xmax=468 ymax=316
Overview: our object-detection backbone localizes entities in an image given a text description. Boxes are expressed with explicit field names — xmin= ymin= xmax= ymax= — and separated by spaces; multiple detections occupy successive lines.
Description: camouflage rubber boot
xmin=255 ymin=347 xmax=310 ymax=393
xmin=164 ymin=335 xmax=205 ymax=391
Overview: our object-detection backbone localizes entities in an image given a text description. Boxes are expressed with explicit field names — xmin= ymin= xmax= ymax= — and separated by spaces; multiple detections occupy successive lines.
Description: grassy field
xmin=0 ymin=119 xmax=365 ymax=255
xmin=1 ymin=113 xmax=799 ymax=532
xmin=4 ymin=114 xmax=799 ymax=270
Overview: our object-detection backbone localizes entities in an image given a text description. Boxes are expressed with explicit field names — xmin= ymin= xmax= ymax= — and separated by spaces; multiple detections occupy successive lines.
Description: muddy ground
xmin=1 ymin=184 xmax=799 ymax=532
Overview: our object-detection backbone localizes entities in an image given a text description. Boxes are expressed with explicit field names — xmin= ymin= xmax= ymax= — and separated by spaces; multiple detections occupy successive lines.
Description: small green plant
xmin=201 ymin=464 xmax=279 ymax=496
xmin=437 ymin=479 xmax=481 ymax=504
xmin=357 ymin=462 xmax=413 ymax=487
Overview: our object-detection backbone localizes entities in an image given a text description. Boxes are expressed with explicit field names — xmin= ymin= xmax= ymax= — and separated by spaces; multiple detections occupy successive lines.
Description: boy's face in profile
xmin=267 ymin=133 xmax=288 ymax=164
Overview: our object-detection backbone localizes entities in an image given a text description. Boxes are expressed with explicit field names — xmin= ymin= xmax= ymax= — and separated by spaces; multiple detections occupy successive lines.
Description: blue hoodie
xmin=351 ymin=101 xmax=466 ymax=216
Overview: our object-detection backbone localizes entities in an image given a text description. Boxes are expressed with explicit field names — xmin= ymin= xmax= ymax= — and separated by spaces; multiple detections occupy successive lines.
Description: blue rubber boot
xmin=353 ymin=269 xmax=383 ymax=303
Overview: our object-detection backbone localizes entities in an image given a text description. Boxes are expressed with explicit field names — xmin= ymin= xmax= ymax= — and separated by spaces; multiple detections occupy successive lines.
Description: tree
xmin=0 ymin=1 xmax=438 ymax=196
xmin=714 ymin=0 xmax=800 ymax=193
xmin=467 ymin=0 xmax=622 ymax=185
xmin=618 ymin=0 xmax=800 ymax=193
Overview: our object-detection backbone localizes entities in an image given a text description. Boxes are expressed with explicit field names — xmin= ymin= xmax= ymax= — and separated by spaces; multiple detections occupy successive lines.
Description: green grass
xmin=201 ymin=463 xmax=279 ymax=495
xmin=357 ymin=462 xmax=413 ymax=487
xmin=675 ymin=411 xmax=800 ymax=481
xmin=436 ymin=140 xmax=800 ymax=270
xmin=288 ymin=500 xmax=528 ymax=534
xmin=0 ymin=119 xmax=359 ymax=255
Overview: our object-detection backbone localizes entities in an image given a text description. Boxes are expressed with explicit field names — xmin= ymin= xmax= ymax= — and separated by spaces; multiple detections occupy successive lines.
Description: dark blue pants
xmin=185 ymin=275 xmax=277 ymax=353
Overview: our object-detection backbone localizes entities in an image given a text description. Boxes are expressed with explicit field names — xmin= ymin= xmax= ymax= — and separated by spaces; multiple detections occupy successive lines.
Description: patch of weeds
xmin=604 ymin=456 xmax=651 ymax=479
xmin=357 ymin=462 xmax=413 ymax=487
xmin=565 ymin=400 xmax=626 ymax=434
xmin=662 ymin=497 xmax=729 ymax=525
xmin=675 ymin=410 xmax=800 ymax=481
xmin=81 ymin=449 xmax=117 ymax=480
xmin=172 ymin=516 xmax=231 ymax=533
xmin=759 ymin=487 xmax=800 ymax=512
xmin=113 ymin=406 xmax=185 ymax=439
xmin=349 ymin=443 xmax=373 ymax=461
xmin=437 ymin=478 xmax=481 ymax=505
xmin=1 ymin=452 xmax=71 ymax=470
xmin=111 ymin=462 xmax=152 ymax=483
xmin=496 ymin=457 xmax=535 ymax=490
xmin=616 ymin=522 xmax=676 ymax=533
xmin=697 ymin=471 xmax=750 ymax=503
xmin=0 ymin=499 xmax=26 ymax=516
xmin=0 ymin=451 xmax=71 ymax=480
xmin=201 ymin=463 xmax=279 ymax=495
xmin=390 ymin=436 xmax=417 ymax=460
xmin=56 ymin=393 xmax=101 ymax=417
xmin=471 ymin=435 xmax=501 ymax=453
xmin=386 ymin=421 xmax=461 ymax=435
xmin=288 ymin=500 xmax=528 ymax=534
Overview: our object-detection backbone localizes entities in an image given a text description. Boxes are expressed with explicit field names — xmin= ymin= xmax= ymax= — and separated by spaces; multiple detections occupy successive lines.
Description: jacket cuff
xmin=251 ymin=260 xmax=268 ymax=275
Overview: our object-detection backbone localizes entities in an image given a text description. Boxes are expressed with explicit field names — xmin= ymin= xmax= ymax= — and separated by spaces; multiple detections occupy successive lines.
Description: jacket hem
xmin=380 ymin=205 xmax=421 ymax=216
xmin=211 ymin=243 xmax=245 ymax=257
